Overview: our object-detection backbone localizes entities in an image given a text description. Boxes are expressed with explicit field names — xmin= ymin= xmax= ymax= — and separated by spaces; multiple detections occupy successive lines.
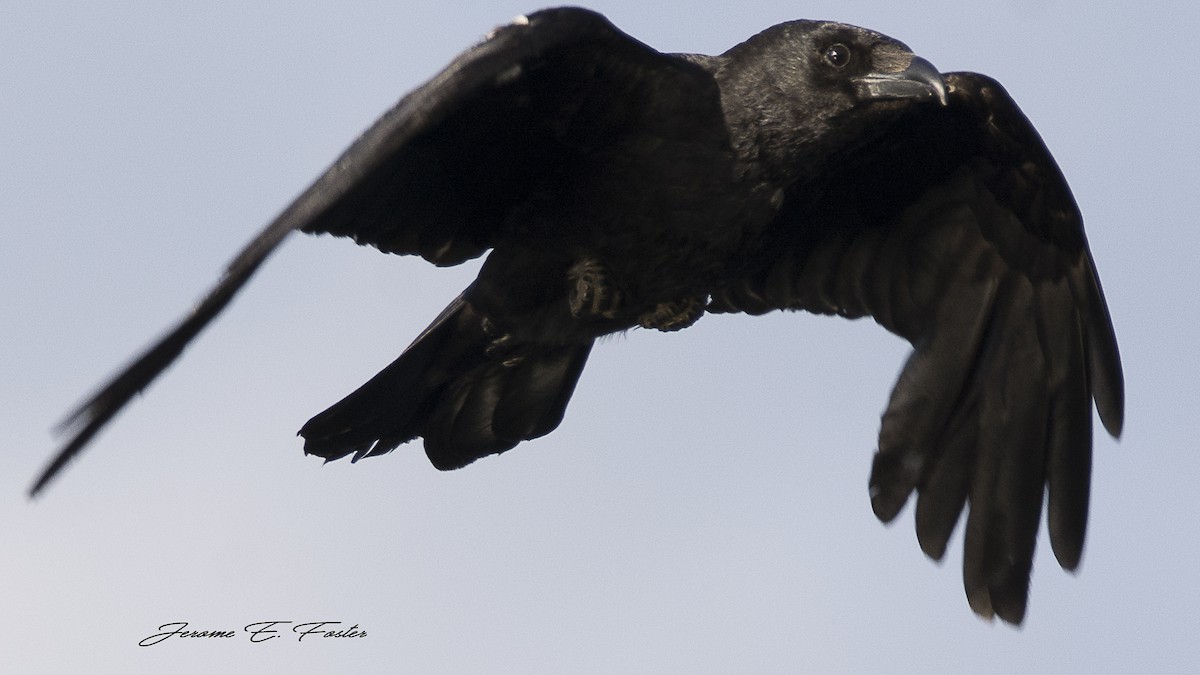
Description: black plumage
xmin=33 ymin=7 xmax=1123 ymax=625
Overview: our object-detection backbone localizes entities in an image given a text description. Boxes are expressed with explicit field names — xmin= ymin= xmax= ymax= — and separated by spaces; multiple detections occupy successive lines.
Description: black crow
xmin=33 ymin=7 xmax=1123 ymax=624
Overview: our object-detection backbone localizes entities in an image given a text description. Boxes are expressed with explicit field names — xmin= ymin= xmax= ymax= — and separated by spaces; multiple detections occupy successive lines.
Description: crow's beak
xmin=854 ymin=56 xmax=948 ymax=106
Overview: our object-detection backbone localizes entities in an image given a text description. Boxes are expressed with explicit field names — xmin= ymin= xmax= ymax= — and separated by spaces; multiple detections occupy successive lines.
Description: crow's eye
xmin=824 ymin=43 xmax=851 ymax=68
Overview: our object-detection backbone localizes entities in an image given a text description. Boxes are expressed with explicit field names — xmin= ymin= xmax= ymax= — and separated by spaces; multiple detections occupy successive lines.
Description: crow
xmin=32 ymin=7 xmax=1123 ymax=624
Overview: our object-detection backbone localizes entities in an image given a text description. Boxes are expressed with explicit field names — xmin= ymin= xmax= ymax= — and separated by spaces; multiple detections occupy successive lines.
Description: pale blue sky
xmin=3 ymin=1 xmax=1196 ymax=672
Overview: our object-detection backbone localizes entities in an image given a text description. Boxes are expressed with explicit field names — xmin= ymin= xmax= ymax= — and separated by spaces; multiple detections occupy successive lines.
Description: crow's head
xmin=717 ymin=20 xmax=947 ymax=180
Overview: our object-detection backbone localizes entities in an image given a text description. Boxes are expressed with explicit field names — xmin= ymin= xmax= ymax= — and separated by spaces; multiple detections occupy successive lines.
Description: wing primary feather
xmin=961 ymin=275 xmax=1050 ymax=625
xmin=1071 ymin=253 xmax=1124 ymax=437
xmin=31 ymin=211 xmax=300 ymax=498
xmin=868 ymin=243 xmax=999 ymax=523
xmin=1042 ymin=286 xmax=1093 ymax=570
xmin=913 ymin=382 xmax=978 ymax=561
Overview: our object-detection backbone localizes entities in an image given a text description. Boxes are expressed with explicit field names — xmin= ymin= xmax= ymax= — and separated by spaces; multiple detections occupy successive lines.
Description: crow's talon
xmin=638 ymin=297 xmax=705 ymax=332
xmin=568 ymin=257 xmax=621 ymax=318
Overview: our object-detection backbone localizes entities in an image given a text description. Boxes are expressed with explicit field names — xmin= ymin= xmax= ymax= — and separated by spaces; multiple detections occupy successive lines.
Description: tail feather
xmin=424 ymin=341 xmax=591 ymax=469
xmin=299 ymin=295 xmax=592 ymax=469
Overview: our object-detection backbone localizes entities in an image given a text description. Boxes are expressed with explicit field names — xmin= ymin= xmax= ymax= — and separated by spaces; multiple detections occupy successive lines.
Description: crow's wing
xmin=709 ymin=72 xmax=1124 ymax=624
xmin=32 ymin=7 xmax=724 ymax=496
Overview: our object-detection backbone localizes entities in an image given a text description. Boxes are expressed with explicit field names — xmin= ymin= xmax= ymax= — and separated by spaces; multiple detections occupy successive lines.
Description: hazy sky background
xmin=3 ymin=1 xmax=1196 ymax=672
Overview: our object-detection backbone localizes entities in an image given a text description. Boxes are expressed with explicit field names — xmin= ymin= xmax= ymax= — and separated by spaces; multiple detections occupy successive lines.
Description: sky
xmin=3 ymin=1 xmax=1197 ymax=672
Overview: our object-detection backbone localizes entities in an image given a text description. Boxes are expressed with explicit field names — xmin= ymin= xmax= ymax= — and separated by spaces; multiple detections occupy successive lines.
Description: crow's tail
xmin=299 ymin=295 xmax=592 ymax=470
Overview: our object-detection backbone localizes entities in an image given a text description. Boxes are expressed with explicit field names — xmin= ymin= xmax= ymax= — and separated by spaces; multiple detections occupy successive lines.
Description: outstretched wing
xmin=31 ymin=7 xmax=720 ymax=496
xmin=709 ymin=72 xmax=1124 ymax=624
